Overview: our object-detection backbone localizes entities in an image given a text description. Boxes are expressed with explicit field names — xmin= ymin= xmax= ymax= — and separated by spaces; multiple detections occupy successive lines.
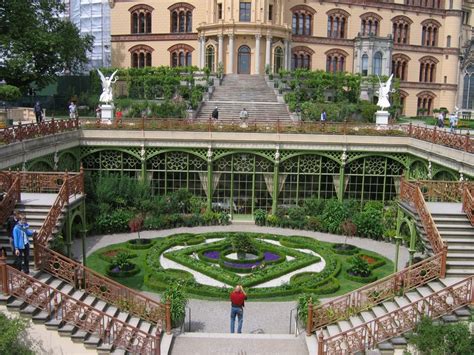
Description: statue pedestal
xmin=100 ymin=104 xmax=114 ymax=124
xmin=375 ymin=111 xmax=390 ymax=125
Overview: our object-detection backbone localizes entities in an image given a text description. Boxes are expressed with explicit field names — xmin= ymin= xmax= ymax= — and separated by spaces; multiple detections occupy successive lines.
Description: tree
xmin=0 ymin=1 xmax=94 ymax=91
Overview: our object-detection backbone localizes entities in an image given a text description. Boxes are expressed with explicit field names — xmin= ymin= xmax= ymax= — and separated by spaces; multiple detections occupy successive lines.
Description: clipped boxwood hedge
xmin=344 ymin=271 xmax=378 ymax=283
xmin=127 ymin=239 xmax=154 ymax=250
xmin=99 ymin=248 xmax=137 ymax=263
xmin=357 ymin=253 xmax=387 ymax=270
xmin=332 ymin=243 xmax=360 ymax=255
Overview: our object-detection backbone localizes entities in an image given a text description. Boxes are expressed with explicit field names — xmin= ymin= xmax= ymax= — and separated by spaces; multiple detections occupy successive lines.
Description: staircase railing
xmin=318 ymin=276 xmax=473 ymax=354
xmin=463 ymin=185 xmax=474 ymax=226
xmin=306 ymin=178 xmax=447 ymax=333
xmin=0 ymin=258 xmax=161 ymax=355
xmin=0 ymin=172 xmax=20 ymax=225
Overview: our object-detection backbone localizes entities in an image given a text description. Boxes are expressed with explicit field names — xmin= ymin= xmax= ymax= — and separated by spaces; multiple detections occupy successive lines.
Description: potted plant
xmin=162 ymin=284 xmax=188 ymax=329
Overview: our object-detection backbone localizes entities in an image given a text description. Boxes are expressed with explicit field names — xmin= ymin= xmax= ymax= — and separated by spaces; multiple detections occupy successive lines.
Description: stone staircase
xmin=312 ymin=277 xmax=471 ymax=354
xmin=0 ymin=192 xmax=171 ymax=354
xmin=197 ymin=75 xmax=291 ymax=122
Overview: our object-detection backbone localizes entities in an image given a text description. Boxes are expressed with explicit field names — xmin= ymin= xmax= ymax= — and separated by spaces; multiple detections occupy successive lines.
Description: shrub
xmin=49 ymin=234 xmax=66 ymax=255
xmin=303 ymin=198 xmax=326 ymax=216
xmin=254 ymin=209 xmax=267 ymax=226
xmin=96 ymin=209 xmax=134 ymax=234
xmin=0 ymin=313 xmax=33 ymax=355
xmin=321 ymin=199 xmax=351 ymax=234
xmin=297 ymin=293 xmax=319 ymax=326
xmin=162 ymin=284 xmax=188 ymax=328
xmin=358 ymin=101 xmax=378 ymax=122
xmin=354 ymin=202 xmax=384 ymax=239
xmin=0 ymin=85 xmax=21 ymax=101
xmin=347 ymin=255 xmax=371 ymax=277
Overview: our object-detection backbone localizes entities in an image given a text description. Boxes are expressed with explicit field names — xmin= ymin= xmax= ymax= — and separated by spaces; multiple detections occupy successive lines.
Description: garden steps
xmin=311 ymin=278 xmax=470 ymax=354
xmin=197 ymin=74 xmax=292 ymax=122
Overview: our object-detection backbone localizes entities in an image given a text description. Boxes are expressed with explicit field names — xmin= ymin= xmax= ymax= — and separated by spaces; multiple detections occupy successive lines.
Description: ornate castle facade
xmin=109 ymin=0 xmax=474 ymax=117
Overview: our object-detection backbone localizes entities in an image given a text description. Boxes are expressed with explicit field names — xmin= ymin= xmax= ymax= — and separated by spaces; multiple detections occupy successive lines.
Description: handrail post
xmin=440 ymin=245 xmax=448 ymax=278
xmin=465 ymin=132 xmax=470 ymax=152
xmin=33 ymin=233 xmax=40 ymax=270
xmin=165 ymin=300 xmax=171 ymax=335
xmin=306 ymin=299 xmax=313 ymax=335
xmin=0 ymin=251 xmax=8 ymax=295
xmin=317 ymin=331 xmax=324 ymax=355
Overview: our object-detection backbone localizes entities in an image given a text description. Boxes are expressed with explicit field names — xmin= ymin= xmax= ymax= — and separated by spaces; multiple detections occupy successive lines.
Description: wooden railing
xmin=318 ymin=276 xmax=474 ymax=354
xmin=0 ymin=172 xmax=20 ymax=226
xmin=307 ymin=178 xmax=447 ymax=333
xmin=0 ymin=117 xmax=79 ymax=145
xmin=0 ymin=258 xmax=161 ymax=355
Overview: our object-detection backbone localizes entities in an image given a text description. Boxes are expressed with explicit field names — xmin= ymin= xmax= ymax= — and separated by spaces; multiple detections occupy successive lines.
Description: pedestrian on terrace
xmin=230 ymin=285 xmax=247 ymax=333
xmin=13 ymin=215 xmax=36 ymax=274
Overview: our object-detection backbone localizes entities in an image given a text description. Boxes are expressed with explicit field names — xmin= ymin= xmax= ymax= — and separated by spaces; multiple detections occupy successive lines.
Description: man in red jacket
xmin=230 ymin=285 xmax=247 ymax=333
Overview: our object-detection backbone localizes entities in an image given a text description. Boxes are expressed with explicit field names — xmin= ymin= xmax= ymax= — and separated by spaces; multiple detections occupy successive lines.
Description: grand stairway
xmin=197 ymin=75 xmax=291 ymax=122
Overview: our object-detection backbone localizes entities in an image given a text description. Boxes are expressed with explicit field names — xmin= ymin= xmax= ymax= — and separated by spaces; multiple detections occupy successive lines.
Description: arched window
xmin=392 ymin=16 xmax=412 ymax=44
xmin=373 ymin=52 xmax=382 ymax=76
xmin=417 ymin=91 xmax=436 ymax=116
xmin=391 ymin=53 xmax=410 ymax=81
xmin=168 ymin=43 xmax=194 ymax=67
xmin=327 ymin=9 xmax=349 ymax=39
xmin=325 ymin=49 xmax=348 ymax=73
xmin=419 ymin=56 xmax=438 ymax=83
xmin=206 ymin=45 xmax=215 ymax=71
xmin=291 ymin=46 xmax=314 ymax=70
xmin=462 ymin=65 xmax=474 ymax=109
xmin=169 ymin=3 xmax=195 ymax=33
xmin=360 ymin=13 xmax=381 ymax=36
xmin=421 ymin=20 xmax=441 ymax=47
xmin=129 ymin=4 xmax=154 ymax=34
xmin=274 ymin=47 xmax=284 ymax=73
xmin=291 ymin=5 xmax=315 ymax=36
xmin=129 ymin=44 xmax=154 ymax=68
xmin=361 ymin=54 xmax=368 ymax=76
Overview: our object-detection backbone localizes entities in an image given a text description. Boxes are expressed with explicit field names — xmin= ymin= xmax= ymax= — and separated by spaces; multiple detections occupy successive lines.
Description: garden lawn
xmin=86 ymin=233 xmax=394 ymax=301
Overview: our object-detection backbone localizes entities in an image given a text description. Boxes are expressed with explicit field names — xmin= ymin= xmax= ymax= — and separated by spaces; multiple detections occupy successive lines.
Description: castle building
xmin=109 ymin=1 xmax=474 ymax=117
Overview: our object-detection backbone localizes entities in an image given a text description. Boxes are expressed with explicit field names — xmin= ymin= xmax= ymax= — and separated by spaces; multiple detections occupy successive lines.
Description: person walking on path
xmin=34 ymin=101 xmax=43 ymax=124
xmin=437 ymin=111 xmax=444 ymax=128
xmin=320 ymin=110 xmax=327 ymax=122
xmin=449 ymin=112 xmax=457 ymax=133
xmin=211 ymin=106 xmax=219 ymax=120
xmin=230 ymin=285 xmax=247 ymax=333
xmin=13 ymin=215 xmax=36 ymax=274
xmin=69 ymin=101 xmax=77 ymax=119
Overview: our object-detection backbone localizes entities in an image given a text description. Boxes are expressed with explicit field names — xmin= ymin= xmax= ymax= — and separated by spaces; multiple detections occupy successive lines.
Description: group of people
xmin=5 ymin=211 xmax=36 ymax=274
xmin=210 ymin=107 xmax=249 ymax=121
xmin=437 ymin=111 xmax=459 ymax=133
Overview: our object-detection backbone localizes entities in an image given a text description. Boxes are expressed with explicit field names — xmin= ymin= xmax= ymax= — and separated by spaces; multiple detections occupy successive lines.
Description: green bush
xmin=0 ymin=313 xmax=33 ymax=355
xmin=354 ymin=201 xmax=384 ymax=239
xmin=254 ymin=209 xmax=267 ymax=226
xmin=358 ymin=101 xmax=378 ymax=122
xmin=162 ymin=284 xmax=188 ymax=328
xmin=96 ymin=209 xmax=134 ymax=234
xmin=0 ymin=85 xmax=21 ymax=101
xmin=321 ymin=199 xmax=351 ymax=234
xmin=347 ymin=255 xmax=371 ymax=277
xmin=297 ymin=293 xmax=319 ymax=326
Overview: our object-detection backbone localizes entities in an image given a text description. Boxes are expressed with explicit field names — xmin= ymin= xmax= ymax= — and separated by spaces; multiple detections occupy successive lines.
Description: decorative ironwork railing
xmin=0 ymin=263 xmax=161 ymax=355
xmin=0 ymin=118 xmax=79 ymax=145
xmin=463 ymin=186 xmax=474 ymax=226
xmin=413 ymin=180 xmax=474 ymax=204
xmin=34 ymin=243 xmax=169 ymax=330
xmin=307 ymin=178 xmax=447 ymax=333
xmin=318 ymin=276 xmax=473 ymax=354
xmin=0 ymin=172 xmax=20 ymax=226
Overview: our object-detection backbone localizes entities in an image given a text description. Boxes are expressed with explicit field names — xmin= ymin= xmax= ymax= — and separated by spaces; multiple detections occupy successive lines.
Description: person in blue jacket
xmin=13 ymin=215 xmax=36 ymax=274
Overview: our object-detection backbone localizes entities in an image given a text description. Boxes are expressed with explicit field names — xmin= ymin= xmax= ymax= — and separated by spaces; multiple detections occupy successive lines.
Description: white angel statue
xmin=97 ymin=69 xmax=118 ymax=104
xmin=376 ymin=74 xmax=394 ymax=111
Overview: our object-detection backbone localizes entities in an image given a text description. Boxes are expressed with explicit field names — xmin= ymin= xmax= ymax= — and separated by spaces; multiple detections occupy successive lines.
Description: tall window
xmin=268 ymin=4 xmax=273 ymax=21
xmin=399 ymin=91 xmax=408 ymax=115
xmin=360 ymin=13 xmax=381 ymax=36
xmin=129 ymin=5 xmax=154 ymax=34
xmin=392 ymin=54 xmax=410 ymax=81
xmin=291 ymin=5 xmax=315 ymax=36
xmin=447 ymin=35 xmax=451 ymax=48
xmin=419 ymin=56 xmax=438 ymax=83
xmin=327 ymin=9 xmax=349 ymax=39
xmin=169 ymin=3 xmax=194 ymax=33
xmin=361 ymin=54 xmax=368 ymax=76
xmin=274 ymin=47 xmax=284 ymax=73
xmin=326 ymin=49 xmax=347 ymax=73
xmin=421 ymin=20 xmax=440 ymax=47
xmin=417 ymin=91 xmax=436 ymax=115
xmin=130 ymin=45 xmax=153 ymax=68
xmin=392 ymin=16 xmax=411 ymax=44
xmin=239 ymin=2 xmax=251 ymax=22
xmin=217 ymin=3 xmax=223 ymax=20
xmin=462 ymin=65 xmax=474 ymax=109
xmin=291 ymin=47 xmax=313 ymax=70
xmin=168 ymin=44 xmax=194 ymax=67
xmin=373 ymin=52 xmax=382 ymax=76
xmin=206 ymin=46 xmax=215 ymax=71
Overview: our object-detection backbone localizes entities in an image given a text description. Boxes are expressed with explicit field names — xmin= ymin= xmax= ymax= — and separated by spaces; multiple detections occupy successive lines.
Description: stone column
xmin=265 ymin=35 xmax=272 ymax=70
xmin=218 ymin=34 xmax=224 ymax=66
xmin=284 ymin=39 xmax=290 ymax=70
xmin=228 ymin=34 xmax=235 ymax=74
xmin=255 ymin=34 xmax=262 ymax=74
xmin=200 ymin=36 xmax=206 ymax=69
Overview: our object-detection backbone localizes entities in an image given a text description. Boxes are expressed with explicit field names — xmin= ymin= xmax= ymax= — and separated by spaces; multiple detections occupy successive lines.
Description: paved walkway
xmin=73 ymin=225 xmax=410 ymax=335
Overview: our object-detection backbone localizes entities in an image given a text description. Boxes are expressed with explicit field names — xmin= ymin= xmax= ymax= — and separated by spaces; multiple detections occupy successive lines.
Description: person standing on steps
xmin=6 ymin=210 xmax=20 ymax=256
xmin=211 ymin=106 xmax=219 ymax=120
xmin=230 ymin=285 xmax=247 ymax=333
xmin=13 ymin=215 xmax=36 ymax=274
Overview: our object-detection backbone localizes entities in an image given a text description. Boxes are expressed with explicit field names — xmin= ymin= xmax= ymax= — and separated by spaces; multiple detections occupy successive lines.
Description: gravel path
xmin=73 ymin=224 xmax=410 ymax=334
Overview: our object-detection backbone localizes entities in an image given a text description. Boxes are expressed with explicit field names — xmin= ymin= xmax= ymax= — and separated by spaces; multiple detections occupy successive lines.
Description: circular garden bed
xmin=87 ymin=232 xmax=393 ymax=300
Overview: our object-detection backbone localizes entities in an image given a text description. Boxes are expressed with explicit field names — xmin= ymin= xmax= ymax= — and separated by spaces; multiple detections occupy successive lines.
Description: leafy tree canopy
xmin=0 ymin=0 xmax=94 ymax=91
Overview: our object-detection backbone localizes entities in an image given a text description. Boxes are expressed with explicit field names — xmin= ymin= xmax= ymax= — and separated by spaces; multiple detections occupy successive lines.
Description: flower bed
xmin=106 ymin=263 xmax=141 ymax=278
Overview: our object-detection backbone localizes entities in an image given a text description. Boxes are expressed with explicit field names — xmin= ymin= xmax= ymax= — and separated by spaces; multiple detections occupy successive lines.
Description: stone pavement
xmin=73 ymin=224 xmax=409 ymax=335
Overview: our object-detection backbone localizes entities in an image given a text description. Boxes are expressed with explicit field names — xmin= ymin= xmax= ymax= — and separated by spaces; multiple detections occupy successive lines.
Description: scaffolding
xmin=68 ymin=0 xmax=111 ymax=70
